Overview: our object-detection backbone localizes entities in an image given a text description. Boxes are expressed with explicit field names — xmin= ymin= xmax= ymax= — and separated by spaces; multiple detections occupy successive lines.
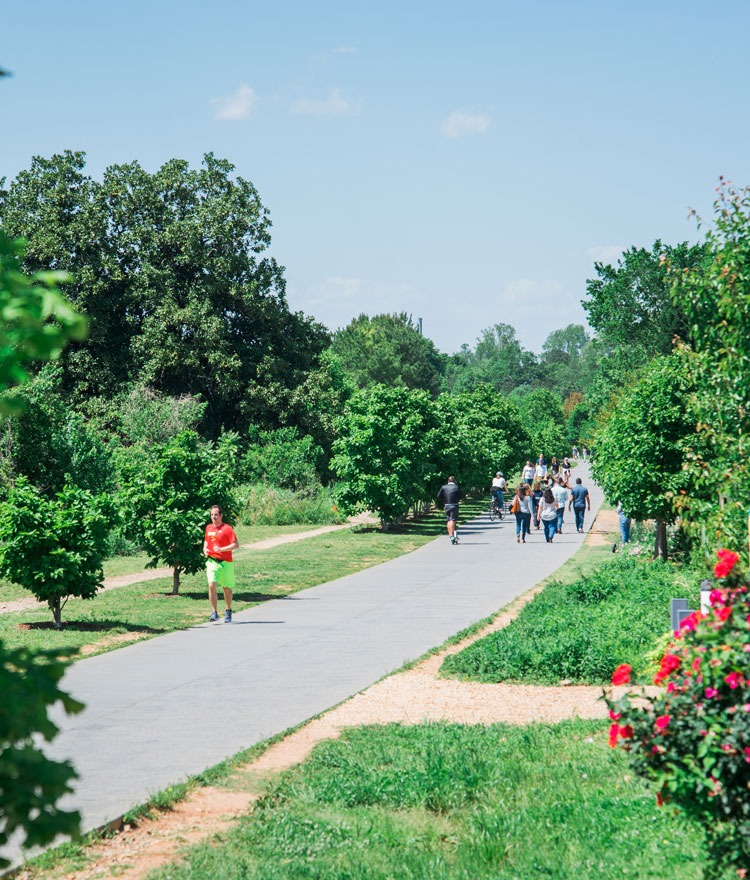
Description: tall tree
xmin=592 ymin=354 xmax=700 ymax=559
xmin=0 ymin=152 xmax=329 ymax=434
xmin=331 ymin=313 xmax=445 ymax=396
xmin=670 ymin=179 xmax=750 ymax=555
xmin=446 ymin=323 xmax=538 ymax=395
xmin=581 ymin=240 xmax=709 ymax=411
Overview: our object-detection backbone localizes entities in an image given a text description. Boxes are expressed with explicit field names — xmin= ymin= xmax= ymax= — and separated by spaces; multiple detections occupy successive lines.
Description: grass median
xmin=0 ymin=499 xmax=487 ymax=658
xmin=140 ymin=721 xmax=705 ymax=880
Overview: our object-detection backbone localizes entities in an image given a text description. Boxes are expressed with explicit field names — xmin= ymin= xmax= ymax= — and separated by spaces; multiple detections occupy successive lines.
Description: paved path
xmin=4 ymin=466 xmax=604 ymax=871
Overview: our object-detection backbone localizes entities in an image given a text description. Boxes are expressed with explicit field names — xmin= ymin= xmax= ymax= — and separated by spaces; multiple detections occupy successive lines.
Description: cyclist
xmin=491 ymin=471 xmax=506 ymax=510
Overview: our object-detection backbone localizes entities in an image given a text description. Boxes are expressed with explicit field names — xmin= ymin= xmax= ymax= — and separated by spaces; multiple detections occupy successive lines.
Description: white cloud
xmin=440 ymin=111 xmax=491 ymax=138
xmin=291 ymin=88 xmax=360 ymax=116
xmin=586 ymin=245 xmax=625 ymax=266
xmin=211 ymin=84 xmax=256 ymax=121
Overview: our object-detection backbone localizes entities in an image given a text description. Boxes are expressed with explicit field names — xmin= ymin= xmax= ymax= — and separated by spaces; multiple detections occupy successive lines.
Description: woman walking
xmin=514 ymin=483 xmax=533 ymax=543
xmin=538 ymin=487 xmax=559 ymax=543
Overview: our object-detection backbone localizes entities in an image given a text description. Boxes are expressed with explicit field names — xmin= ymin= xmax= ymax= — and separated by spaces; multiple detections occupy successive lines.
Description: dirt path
xmin=19 ymin=511 xmax=630 ymax=880
xmin=0 ymin=524 xmax=355 ymax=616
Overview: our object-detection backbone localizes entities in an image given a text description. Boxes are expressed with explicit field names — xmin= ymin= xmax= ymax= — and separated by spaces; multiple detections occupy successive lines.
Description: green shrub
xmin=607 ymin=549 xmax=750 ymax=878
xmin=237 ymin=483 xmax=346 ymax=526
xmin=442 ymin=556 xmax=700 ymax=685
xmin=241 ymin=427 xmax=324 ymax=491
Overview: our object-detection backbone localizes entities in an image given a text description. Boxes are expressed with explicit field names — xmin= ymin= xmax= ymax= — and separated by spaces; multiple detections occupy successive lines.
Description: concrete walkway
xmin=4 ymin=466 xmax=604 ymax=870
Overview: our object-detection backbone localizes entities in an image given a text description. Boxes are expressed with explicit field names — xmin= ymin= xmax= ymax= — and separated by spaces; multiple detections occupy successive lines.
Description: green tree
xmin=0 ymin=478 xmax=114 ymax=627
xmin=331 ymin=385 xmax=439 ymax=526
xmin=670 ymin=179 xmax=750 ymax=555
xmin=581 ymin=240 xmax=708 ymax=411
xmin=0 ymin=225 xmax=87 ymax=866
xmin=0 ymin=152 xmax=329 ymax=434
xmin=446 ymin=323 xmax=539 ymax=395
xmin=512 ymin=388 xmax=567 ymax=462
xmin=117 ymin=431 xmax=238 ymax=593
xmin=434 ymin=385 xmax=529 ymax=493
xmin=538 ymin=324 xmax=597 ymax=399
xmin=0 ymin=365 xmax=114 ymax=495
xmin=592 ymin=355 xmax=700 ymax=559
xmin=331 ymin=313 xmax=445 ymax=396
xmin=241 ymin=427 xmax=324 ymax=492
xmin=0 ymin=230 xmax=86 ymax=409
xmin=0 ymin=645 xmax=84 ymax=869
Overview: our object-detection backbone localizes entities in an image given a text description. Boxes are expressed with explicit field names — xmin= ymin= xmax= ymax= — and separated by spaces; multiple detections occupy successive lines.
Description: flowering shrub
xmin=605 ymin=549 xmax=750 ymax=879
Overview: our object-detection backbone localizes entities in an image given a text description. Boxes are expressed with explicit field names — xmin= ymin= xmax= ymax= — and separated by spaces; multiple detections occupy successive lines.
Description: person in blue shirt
xmin=568 ymin=477 xmax=591 ymax=534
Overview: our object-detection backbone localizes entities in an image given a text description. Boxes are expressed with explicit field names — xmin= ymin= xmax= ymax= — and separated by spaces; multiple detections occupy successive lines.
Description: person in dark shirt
xmin=568 ymin=477 xmax=591 ymax=533
xmin=437 ymin=476 xmax=462 ymax=544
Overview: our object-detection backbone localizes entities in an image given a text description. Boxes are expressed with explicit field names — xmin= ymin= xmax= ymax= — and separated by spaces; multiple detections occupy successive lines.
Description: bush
xmin=237 ymin=483 xmax=346 ymax=526
xmin=606 ymin=550 xmax=750 ymax=878
xmin=241 ymin=427 xmax=324 ymax=492
xmin=442 ymin=556 xmax=700 ymax=685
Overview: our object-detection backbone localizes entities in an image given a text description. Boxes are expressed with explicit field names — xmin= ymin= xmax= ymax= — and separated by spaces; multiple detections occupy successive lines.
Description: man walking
xmin=568 ymin=477 xmax=591 ymax=534
xmin=204 ymin=504 xmax=240 ymax=622
xmin=437 ymin=476 xmax=462 ymax=544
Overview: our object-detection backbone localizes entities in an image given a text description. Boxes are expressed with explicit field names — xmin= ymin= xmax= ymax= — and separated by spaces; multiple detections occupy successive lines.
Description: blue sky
xmin=3 ymin=1 xmax=749 ymax=355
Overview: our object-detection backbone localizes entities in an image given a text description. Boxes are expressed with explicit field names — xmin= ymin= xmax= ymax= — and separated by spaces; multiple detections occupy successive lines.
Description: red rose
xmin=611 ymin=664 xmax=632 ymax=686
xmin=714 ymin=549 xmax=740 ymax=578
xmin=655 ymin=715 xmax=671 ymax=732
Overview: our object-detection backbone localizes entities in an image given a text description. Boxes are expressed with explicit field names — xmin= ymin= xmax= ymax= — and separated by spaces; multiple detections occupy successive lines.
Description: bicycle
xmin=488 ymin=495 xmax=505 ymax=521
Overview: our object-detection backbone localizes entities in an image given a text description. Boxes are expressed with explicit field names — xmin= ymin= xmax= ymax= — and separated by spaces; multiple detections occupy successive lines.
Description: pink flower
xmin=705 ymin=688 xmax=719 ymax=699
xmin=744 ymin=747 xmax=750 ymax=763
xmin=679 ymin=611 xmax=702 ymax=632
xmin=611 ymin=664 xmax=632 ymax=686
xmin=710 ymin=589 xmax=727 ymax=607
xmin=655 ymin=715 xmax=671 ymax=732
xmin=609 ymin=709 xmax=621 ymax=721
xmin=725 ymin=671 xmax=744 ymax=689
xmin=715 ymin=606 xmax=733 ymax=623
xmin=692 ymin=657 xmax=702 ymax=672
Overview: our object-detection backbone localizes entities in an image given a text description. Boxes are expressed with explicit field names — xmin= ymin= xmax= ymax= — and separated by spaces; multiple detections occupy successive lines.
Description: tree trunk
xmin=654 ymin=518 xmax=668 ymax=561
xmin=49 ymin=597 xmax=62 ymax=630
xmin=172 ymin=567 xmax=181 ymax=595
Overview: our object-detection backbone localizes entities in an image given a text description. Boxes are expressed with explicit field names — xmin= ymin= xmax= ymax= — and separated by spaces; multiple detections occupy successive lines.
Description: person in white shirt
xmin=552 ymin=477 xmax=568 ymax=534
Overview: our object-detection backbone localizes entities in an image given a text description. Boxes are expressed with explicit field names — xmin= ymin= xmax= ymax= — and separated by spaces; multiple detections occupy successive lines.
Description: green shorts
xmin=206 ymin=558 xmax=235 ymax=589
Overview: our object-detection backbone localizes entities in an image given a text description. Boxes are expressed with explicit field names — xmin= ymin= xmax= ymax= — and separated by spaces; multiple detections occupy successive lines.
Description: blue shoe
xmin=224 ymin=609 xmax=232 ymax=624
xmin=209 ymin=611 xmax=219 ymax=622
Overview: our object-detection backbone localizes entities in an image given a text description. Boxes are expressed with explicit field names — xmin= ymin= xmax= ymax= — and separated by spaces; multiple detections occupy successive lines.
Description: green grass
xmin=144 ymin=721 xmax=706 ymax=880
xmin=442 ymin=554 xmax=701 ymax=685
xmin=0 ymin=501 xmax=487 ymax=657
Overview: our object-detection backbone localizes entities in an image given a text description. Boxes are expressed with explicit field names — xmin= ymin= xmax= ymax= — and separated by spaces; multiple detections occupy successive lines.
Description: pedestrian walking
xmin=617 ymin=500 xmax=631 ymax=545
xmin=552 ymin=476 xmax=568 ymax=534
xmin=204 ymin=505 xmax=240 ymax=623
xmin=568 ymin=477 xmax=591 ymax=533
xmin=437 ymin=476 xmax=462 ymax=544
xmin=513 ymin=483 xmax=533 ymax=543
xmin=531 ymin=480 xmax=544 ymax=530
xmin=539 ymin=488 xmax=559 ymax=543
xmin=522 ymin=460 xmax=535 ymax=483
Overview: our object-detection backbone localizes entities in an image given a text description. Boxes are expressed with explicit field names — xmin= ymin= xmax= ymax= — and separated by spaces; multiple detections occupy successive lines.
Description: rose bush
xmin=605 ymin=549 xmax=750 ymax=879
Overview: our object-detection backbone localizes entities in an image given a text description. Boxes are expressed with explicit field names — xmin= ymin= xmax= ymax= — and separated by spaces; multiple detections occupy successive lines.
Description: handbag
xmin=510 ymin=495 xmax=520 ymax=514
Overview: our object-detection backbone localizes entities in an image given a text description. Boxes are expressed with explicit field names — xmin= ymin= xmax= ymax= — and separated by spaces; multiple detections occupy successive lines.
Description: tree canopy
xmin=331 ymin=312 xmax=445 ymax=396
xmin=0 ymin=151 xmax=329 ymax=435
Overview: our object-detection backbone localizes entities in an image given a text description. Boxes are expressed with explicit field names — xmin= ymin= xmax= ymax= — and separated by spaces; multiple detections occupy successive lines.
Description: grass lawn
xmin=0 ymin=499 xmax=487 ymax=657
xmin=442 ymin=549 xmax=701 ymax=685
xmin=142 ymin=720 xmax=705 ymax=880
